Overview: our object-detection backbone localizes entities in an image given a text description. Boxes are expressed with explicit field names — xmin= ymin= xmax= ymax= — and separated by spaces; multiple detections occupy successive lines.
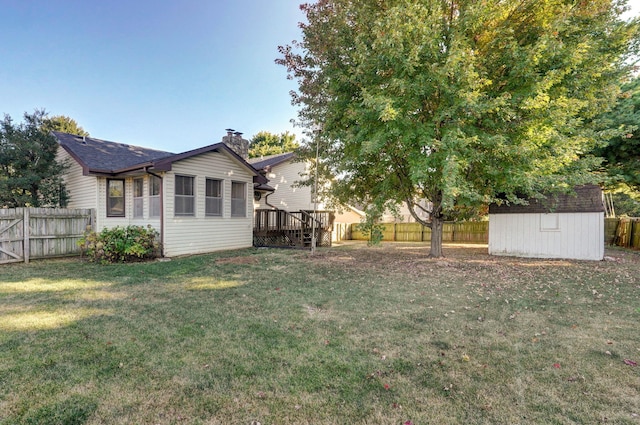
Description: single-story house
xmin=488 ymin=185 xmax=605 ymax=260
xmin=54 ymin=131 xmax=272 ymax=257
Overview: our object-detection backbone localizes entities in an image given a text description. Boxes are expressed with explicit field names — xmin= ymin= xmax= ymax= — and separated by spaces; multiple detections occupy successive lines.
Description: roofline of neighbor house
xmin=248 ymin=152 xmax=296 ymax=173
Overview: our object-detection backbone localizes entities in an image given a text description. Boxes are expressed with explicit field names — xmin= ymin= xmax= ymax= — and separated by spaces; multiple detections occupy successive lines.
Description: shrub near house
xmin=79 ymin=225 xmax=160 ymax=263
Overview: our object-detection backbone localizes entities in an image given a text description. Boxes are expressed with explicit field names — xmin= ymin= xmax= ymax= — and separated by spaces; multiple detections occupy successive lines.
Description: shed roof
xmin=489 ymin=185 xmax=605 ymax=214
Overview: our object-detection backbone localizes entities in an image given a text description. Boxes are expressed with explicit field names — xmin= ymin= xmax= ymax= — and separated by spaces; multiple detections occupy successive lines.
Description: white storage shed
xmin=488 ymin=185 xmax=605 ymax=261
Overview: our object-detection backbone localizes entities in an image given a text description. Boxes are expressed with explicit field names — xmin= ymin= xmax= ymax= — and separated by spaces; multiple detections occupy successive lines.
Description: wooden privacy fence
xmin=606 ymin=217 xmax=640 ymax=249
xmin=350 ymin=221 xmax=489 ymax=243
xmin=0 ymin=208 xmax=94 ymax=264
xmin=347 ymin=218 xmax=637 ymax=248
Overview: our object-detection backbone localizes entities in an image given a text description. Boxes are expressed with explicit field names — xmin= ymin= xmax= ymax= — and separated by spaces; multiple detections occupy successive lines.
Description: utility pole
xmin=311 ymin=129 xmax=321 ymax=255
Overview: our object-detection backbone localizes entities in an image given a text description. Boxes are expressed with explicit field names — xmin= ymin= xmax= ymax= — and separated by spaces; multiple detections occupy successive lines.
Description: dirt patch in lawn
xmin=301 ymin=242 xmax=640 ymax=282
xmin=216 ymin=256 xmax=260 ymax=265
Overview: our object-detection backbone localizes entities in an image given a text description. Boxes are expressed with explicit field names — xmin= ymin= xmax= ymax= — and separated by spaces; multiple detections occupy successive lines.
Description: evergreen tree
xmin=0 ymin=110 xmax=69 ymax=208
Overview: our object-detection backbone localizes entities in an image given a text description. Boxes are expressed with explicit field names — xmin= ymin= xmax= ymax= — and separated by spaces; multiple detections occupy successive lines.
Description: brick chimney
xmin=222 ymin=128 xmax=249 ymax=159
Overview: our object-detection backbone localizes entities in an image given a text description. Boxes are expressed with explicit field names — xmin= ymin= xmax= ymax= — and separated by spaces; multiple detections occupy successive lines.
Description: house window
xmin=149 ymin=175 xmax=161 ymax=218
xmin=174 ymin=175 xmax=195 ymax=217
xmin=231 ymin=181 xmax=246 ymax=217
xmin=133 ymin=178 xmax=144 ymax=218
xmin=205 ymin=178 xmax=223 ymax=217
xmin=107 ymin=179 xmax=125 ymax=217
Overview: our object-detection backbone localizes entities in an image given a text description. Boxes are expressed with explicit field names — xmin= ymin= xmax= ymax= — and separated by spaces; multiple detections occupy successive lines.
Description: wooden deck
xmin=253 ymin=209 xmax=334 ymax=249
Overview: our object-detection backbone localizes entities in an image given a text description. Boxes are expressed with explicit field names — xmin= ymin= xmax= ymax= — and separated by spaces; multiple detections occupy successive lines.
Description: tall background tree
xmin=595 ymin=75 xmax=640 ymax=216
xmin=42 ymin=115 xmax=89 ymax=137
xmin=248 ymin=131 xmax=299 ymax=158
xmin=0 ymin=110 xmax=70 ymax=208
xmin=278 ymin=0 xmax=640 ymax=256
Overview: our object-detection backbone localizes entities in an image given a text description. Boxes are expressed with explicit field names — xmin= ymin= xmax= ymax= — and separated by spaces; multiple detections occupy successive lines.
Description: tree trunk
xmin=429 ymin=214 xmax=444 ymax=258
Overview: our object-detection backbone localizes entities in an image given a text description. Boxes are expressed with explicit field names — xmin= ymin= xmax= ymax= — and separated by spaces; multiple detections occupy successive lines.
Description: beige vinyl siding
xmin=333 ymin=208 xmax=365 ymax=224
xmin=94 ymin=177 xmax=161 ymax=231
xmin=57 ymin=147 xmax=98 ymax=210
xmin=163 ymin=151 xmax=254 ymax=257
xmin=130 ymin=177 xmax=162 ymax=229
xmin=489 ymin=212 xmax=604 ymax=260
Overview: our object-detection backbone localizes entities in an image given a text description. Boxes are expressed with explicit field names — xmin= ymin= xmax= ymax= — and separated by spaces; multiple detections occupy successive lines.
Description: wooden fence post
xmin=90 ymin=208 xmax=97 ymax=232
xmin=23 ymin=208 xmax=30 ymax=264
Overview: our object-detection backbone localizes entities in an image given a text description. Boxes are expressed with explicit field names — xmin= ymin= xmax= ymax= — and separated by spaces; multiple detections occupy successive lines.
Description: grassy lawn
xmin=1 ymin=243 xmax=639 ymax=424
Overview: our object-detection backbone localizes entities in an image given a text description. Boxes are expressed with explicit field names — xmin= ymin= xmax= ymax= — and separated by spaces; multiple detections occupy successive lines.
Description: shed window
xmin=107 ymin=179 xmax=125 ymax=217
xmin=231 ymin=181 xmax=246 ymax=217
xmin=205 ymin=178 xmax=222 ymax=217
xmin=149 ymin=175 xmax=161 ymax=218
xmin=133 ymin=178 xmax=144 ymax=218
xmin=540 ymin=213 xmax=560 ymax=231
xmin=174 ymin=175 xmax=195 ymax=217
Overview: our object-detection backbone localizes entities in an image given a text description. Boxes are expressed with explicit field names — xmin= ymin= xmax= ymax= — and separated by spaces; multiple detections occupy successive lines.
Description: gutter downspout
xmin=264 ymin=191 xmax=278 ymax=210
xmin=146 ymin=168 xmax=164 ymax=257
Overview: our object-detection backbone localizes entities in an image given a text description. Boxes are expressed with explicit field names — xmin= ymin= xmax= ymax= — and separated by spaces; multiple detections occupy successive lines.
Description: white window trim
xmin=174 ymin=175 xmax=196 ymax=217
xmin=231 ymin=181 xmax=247 ymax=218
xmin=205 ymin=178 xmax=223 ymax=217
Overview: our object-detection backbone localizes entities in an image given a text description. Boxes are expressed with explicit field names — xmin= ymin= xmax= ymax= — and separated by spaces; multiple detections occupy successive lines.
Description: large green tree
xmin=596 ymin=75 xmax=640 ymax=189
xmin=42 ymin=114 xmax=89 ymax=137
xmin=278 ymin=0 xmax=640 ymax=256
xmin=249 ymin=131 xmax=299 ymax=158
xmin=0 ymin=110 xmax=69 ymax=208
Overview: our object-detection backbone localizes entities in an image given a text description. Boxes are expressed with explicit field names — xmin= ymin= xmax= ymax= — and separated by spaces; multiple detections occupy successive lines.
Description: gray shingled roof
xmin=248 ymin=152 xmax=295 ymax=171
xmin=54 ymin=131 xmax=174 ymax=174
xmin=489 ymin=185 xmax=605 ymax=214
xmin=54 ymin=131 xmax=269 ymax=185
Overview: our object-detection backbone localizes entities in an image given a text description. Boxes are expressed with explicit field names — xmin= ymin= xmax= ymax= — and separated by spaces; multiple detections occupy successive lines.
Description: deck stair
xmin=253 ymin=209 xmax=334 ymax=249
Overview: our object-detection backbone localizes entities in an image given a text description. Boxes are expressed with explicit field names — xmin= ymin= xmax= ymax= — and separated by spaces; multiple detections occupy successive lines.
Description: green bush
xmin=356 ymin=208 xmax=385 ymax=246
xmin=78 ymin=225 xmax=160 ymax=263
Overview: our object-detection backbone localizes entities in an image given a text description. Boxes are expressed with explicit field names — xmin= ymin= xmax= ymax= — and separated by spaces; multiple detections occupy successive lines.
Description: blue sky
xmin=1 ymin=1 xmax=639 ymax=153
xmin=0 ymin=0 xmax=305 ymax=152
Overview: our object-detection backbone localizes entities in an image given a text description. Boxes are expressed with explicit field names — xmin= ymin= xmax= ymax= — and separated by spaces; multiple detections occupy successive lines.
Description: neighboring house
xmin=247 ymin=152 xmax=362 ymax=223
xmin=54 ymin=131 xmax=270 ymax=257
xmin=248 ymin=152 xmax=432 ymax=224
xmin=488 ymin=185 xmax=605 ymax=260
xmin=249 ymin=152 xmax=321 ymax=212
xmin=379 ymin=199 xmax=432 ymax=223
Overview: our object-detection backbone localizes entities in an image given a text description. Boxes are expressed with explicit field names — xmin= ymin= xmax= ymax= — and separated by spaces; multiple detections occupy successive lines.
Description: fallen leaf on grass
xmin=623 ymin=359 xmax=637 ymax=366
xmin=553 ymin=363 xmax=561 ymax=369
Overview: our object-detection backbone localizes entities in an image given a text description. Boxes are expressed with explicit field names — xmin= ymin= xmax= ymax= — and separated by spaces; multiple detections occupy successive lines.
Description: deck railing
xmin=253 ymin=209 xmax=334 ymax=248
